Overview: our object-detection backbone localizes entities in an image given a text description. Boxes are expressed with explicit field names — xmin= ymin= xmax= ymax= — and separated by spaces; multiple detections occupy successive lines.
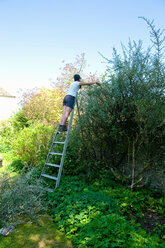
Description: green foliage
xmin=0 ymin=141 xmax=11 ymax=153
xmin=0 ymin=168 xmax=47 ymax=227
xmin=20 ymin=87 xmax=65 ymax=125
xmin=0 ymin=120 xmax=12 ymax=139
xmin=0 ymin=110 xmax=30 ymax=153
xmin=0 ymin=120 xmax=13 ymax=152
xmin=67 ymin=18 xmax=165 ymax=190
xmin=90 ymin=180 xmax=165 ymax=217
xmin=1 ymin=150 xmax=18 ymax=166
xmin=10 ymin=159 xmax=26 ymax=172
xmin=9 ymin=109 xmax=30 ymax=132
xmin=48 ymin=176 xmax=164 ymax=247
xmin=154 ymin=222 xmax=165 ymax=240
xmin=11 ymin=123 xmax=54 ymax=166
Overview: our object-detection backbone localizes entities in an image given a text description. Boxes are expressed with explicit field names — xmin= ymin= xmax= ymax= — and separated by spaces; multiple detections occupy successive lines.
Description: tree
xmin=68 ymin=18 xmax=165 ymax=190
xmin=19 ymin=54 xmax=99 ymax=125
xmin=52 ymin=53 xmax=99 ymax=91
xmin=20 ymin=87 xmax=65 ymax=125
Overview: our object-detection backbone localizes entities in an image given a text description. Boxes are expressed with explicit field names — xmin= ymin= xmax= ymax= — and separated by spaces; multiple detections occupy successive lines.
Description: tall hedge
xmin=67 ymin=18 xmax=165 ymax=190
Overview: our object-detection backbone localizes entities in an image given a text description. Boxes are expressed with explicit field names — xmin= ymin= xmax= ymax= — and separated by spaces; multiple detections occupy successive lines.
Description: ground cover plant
xmin=48 ymin=176 xmax=165 ymax=248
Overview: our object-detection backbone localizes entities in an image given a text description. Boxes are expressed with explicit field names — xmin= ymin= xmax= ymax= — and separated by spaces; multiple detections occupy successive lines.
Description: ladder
xmin=40 ymin=108 xmax=75 ymax=192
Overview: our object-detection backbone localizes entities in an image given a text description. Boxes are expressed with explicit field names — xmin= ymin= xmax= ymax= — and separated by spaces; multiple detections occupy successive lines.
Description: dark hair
xmin=74 ymin=74 xmax=81 ymax=81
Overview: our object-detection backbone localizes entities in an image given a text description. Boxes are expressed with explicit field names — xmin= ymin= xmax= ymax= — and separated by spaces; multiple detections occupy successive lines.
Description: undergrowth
xmin=47 ymin=176 xmax=165 ymax=248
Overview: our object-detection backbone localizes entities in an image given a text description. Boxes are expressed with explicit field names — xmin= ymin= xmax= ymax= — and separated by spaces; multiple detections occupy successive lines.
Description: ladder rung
xmin=50 ymin=152 xmax=63 ymax=156
xmin=45 ymin=187 xmax=54 ymax=193
xmin=41 ymin=174 xmax=57 ymax=180
xmin=54 ymin=141 xmax=65 ymax=144
xmin=45 ymin=163 xmax=60 ymax=168
xmin=38 ymin=185 xmax=53 ymax=192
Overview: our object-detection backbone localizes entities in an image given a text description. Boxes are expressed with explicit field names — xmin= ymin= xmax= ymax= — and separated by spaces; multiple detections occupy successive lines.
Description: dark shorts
xmin=63 ymin=95 xmax=76 ymax=109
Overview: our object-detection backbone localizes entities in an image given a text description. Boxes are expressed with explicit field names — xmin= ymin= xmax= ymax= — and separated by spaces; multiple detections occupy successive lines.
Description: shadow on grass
xmin=0 ymin=216 xmax=72 ymax=248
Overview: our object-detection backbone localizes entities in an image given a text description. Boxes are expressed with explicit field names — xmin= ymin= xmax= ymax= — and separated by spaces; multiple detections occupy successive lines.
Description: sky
xmin=0 ymin=0 xmax=165 ymax=97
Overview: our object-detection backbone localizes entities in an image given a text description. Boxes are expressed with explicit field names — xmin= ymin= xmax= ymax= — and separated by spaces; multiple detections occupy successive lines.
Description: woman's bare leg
xmin=60 ymin=106 xmax=72 ymax=125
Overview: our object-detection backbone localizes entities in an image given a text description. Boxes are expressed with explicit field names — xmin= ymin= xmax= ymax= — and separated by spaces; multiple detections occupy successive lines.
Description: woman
xmin=58 ymin=74 xmax=99 ymax=132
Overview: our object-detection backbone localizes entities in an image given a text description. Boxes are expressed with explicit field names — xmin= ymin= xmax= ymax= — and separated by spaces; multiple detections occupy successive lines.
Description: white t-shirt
xmin=67 ymin=81 xmax=80 ymax=97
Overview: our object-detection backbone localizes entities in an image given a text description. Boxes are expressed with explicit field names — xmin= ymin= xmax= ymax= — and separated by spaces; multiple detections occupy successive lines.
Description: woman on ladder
xmin=58 ymin=74 xmax=99 ymax=132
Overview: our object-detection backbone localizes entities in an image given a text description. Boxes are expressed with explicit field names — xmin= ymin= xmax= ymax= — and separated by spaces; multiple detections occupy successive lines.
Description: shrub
xmin=67 ymin=18 xmax=165 ymax=190
xmin=10 ymin=159 xmax=26 ymax=172
xmin=11 ymin=123 xmax=54 ymax=166
xmin=20 ymin=87 xmax=65 ymax=125
xmin=9 ymin=109 xmax=30 ymax=132
xmin=0 ymin=120 xmax=13 ymax=152
xmin=0 ymin=110 xmax=30 ymax=154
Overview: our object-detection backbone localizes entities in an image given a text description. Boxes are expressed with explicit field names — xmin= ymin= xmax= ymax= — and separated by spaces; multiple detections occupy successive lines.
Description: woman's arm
xmin=79 ymin=81 xmax=98 ymax=86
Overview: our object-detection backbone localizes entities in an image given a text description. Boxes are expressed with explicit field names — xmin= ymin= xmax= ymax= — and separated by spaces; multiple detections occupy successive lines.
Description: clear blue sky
xmin=0 ymin=0 xmax=165 ymax=95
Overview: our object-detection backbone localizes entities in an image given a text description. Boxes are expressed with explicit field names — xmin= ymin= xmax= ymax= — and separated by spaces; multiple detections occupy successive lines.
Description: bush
xmin=67 ymin=18 xmax=165 ymax=190
xmin=11 ymin=123 xmax=54 ymax=166
xmin=0 ymin=120 xmax=13 ymax=152
xmin=10 ymin=159 xmax=26 ymax=172
xmin=0 ymin=168 xmax=47 ymax=227
xmin=9 ymin=109 xmax=30 ymax=132
xmin=20 ymin=87 xmax=65 ymax=125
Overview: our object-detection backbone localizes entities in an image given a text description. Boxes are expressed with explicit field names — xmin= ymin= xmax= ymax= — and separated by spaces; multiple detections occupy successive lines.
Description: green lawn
xmin=0 ymin=216 xmax=72 ymax=248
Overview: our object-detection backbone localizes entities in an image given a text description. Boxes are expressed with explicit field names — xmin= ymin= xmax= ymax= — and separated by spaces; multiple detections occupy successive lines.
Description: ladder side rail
xmin=40 ymin=131 xmax=59 ymax=179
xmin=55 ymin=108 xmax=74 ymax=188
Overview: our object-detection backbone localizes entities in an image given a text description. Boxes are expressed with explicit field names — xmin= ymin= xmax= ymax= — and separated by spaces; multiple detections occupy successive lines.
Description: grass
xmin=0 ymin=216 xmax=72 ymax=248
